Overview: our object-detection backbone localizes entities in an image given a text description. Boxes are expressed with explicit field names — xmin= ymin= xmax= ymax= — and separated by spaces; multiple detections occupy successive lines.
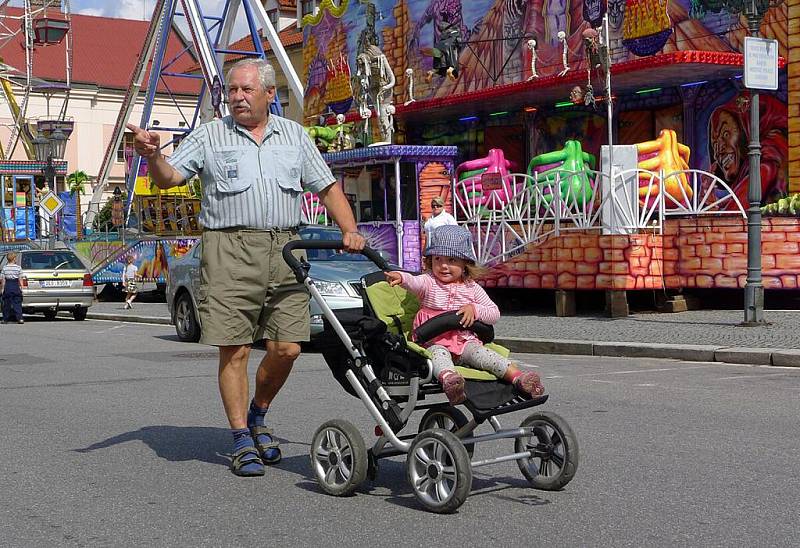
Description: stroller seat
xmin=361 ymin=273 xmax=506 ymax=382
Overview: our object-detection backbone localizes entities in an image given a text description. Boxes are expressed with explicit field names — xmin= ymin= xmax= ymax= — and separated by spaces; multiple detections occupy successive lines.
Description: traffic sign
xmin=744 ymin=36 xmax=778 ymax=91
xmin=39 ymin=191 xmax=65 ymax=216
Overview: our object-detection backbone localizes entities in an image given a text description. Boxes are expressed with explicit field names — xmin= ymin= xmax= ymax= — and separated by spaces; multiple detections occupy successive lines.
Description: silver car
xmin=166 ymin=225 xmax=383 ymax=342
xmin=0 ymin=249 xmax=94 ymax=320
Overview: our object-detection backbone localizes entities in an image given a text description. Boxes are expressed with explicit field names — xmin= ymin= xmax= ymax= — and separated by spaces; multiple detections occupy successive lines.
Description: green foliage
xmin=189 ymin=177 xmax=202 ymax=199
xmin=67 ymin=170 xmax=90 ymax=196
xmin=762 ymin=194 xmax=800 ymax=217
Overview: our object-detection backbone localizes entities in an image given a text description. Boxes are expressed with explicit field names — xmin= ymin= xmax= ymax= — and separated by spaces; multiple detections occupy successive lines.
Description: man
xmin=423 ymin=196 xmax=457 ymax=242
xmin=127 ymin=58 xmax=365 ymax=477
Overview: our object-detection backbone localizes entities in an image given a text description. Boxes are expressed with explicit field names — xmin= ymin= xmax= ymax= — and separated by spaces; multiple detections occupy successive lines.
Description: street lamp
xmin=719 ymin=0 xmax=783 ymax=325
xmin=33 ymin=128 xmax=68 ymax=246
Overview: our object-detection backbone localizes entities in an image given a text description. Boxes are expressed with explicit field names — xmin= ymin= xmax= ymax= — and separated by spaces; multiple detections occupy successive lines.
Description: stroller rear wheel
xmin=407 ymin=429 xmax=472 ymax=513
xmin=515 ymin=411 xmax=579 ymax=490
xmin=418 ymin=407 xmax=474 ymax=457
xmin=311 ymin=419 xmax=368 ymax=496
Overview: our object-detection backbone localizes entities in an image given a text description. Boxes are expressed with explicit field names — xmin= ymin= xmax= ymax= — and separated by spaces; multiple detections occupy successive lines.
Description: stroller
xmin=283 ymin=240 xmax=579 ymax=513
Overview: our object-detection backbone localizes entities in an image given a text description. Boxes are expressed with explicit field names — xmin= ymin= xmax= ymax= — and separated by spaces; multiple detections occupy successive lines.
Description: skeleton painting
xmin=353 ymin=44 xmax=396 ymax=144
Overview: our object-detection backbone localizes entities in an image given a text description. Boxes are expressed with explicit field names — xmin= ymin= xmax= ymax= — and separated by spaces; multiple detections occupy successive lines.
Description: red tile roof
xmin=186 ymin=25 xmax=303 ymax=72
xmin=0 ymin=8 xmax=200 ymax=95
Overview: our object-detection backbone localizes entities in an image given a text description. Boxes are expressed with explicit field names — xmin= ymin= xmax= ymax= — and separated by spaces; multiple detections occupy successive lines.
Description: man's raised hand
xmin=126 ymin=123 xmax=161 ymax=159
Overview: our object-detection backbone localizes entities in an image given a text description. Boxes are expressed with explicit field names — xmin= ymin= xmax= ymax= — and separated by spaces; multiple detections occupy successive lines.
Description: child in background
xmin=385 ymin=225 xmax=544 ymax=405
xmin=122 ymin=255 xmax=139 ymax=310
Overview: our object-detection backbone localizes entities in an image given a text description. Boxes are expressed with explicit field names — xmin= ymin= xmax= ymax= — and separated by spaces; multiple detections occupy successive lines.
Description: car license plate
xmin=41 ymin=280 xmax=71 ymax=287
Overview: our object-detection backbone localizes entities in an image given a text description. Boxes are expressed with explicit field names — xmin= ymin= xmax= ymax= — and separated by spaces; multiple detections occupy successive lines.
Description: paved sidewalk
xmin=65 ymin=298 xmax=800 ymax=367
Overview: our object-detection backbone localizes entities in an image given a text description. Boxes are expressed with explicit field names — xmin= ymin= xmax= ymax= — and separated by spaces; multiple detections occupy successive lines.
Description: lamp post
xmin=33 ymin=128 xmax=68 ymax=248
xmin=720 ymin=0 xmax=782 ymax=325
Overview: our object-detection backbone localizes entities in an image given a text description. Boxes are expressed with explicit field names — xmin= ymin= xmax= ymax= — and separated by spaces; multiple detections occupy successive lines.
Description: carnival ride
xmin=77 ymin=0 xmax=303 ymax=284
xmin=0 ymin=0 xmax=72 ymax=160
xmin=0 ymin=0 xmax=73 ymax=244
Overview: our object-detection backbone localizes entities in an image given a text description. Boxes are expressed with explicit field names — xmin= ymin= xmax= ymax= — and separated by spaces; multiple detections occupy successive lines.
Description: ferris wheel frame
xmin=0 ymin=0 xmax=73 ymax=160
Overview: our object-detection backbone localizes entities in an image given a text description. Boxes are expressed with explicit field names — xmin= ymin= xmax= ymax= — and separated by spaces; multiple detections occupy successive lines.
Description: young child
xmin=122 ymin=255 xmax=139 ymax=310
xmin=385 ymin=225 xmax=543 ymax=405
xmin=1 ymin=252 xmax=24 ymax=324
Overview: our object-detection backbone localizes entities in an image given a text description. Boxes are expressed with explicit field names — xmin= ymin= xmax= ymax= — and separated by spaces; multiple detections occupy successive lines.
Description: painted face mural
xmin=710 ymin=109 xmax=743 ymax=181
xmin=607 ymin=0 xmax=625 ymax=30
xmin=707 ymin=94 xmax=787 ymax=207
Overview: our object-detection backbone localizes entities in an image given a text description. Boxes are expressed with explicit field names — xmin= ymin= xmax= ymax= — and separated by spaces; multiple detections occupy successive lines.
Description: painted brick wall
xmin=789 ymin=0 xmax=800 ymax=191
xmin=482 ymin=217 xmax=800 ymax=290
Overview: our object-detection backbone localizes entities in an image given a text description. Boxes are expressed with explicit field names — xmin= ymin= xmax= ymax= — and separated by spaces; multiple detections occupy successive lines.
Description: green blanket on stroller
xmin=363 ymin=278 xmax=509 ymax=381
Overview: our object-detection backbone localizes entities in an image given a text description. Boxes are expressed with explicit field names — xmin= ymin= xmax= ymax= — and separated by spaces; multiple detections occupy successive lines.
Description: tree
xmin=67 ymin=170 xmax=90 ymax=239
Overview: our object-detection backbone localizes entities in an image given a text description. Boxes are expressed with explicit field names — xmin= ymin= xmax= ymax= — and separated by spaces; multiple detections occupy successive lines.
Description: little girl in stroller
xmin=385 ymin=225 xmax=544 ymax=405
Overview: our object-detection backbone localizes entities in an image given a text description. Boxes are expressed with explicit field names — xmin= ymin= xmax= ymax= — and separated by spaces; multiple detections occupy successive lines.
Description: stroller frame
xmin=283 ymin=240 xmax=578 ymax=513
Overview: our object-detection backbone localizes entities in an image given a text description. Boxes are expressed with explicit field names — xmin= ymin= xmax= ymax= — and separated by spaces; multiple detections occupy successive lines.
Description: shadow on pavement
xmin=73 ymin=425 xmax=231 ymax=467
xmin=292 ymin=453 xmax=546 ymax=511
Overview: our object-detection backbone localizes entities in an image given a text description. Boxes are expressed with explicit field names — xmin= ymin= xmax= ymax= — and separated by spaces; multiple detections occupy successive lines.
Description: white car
xmin=0 ymin=249 xmax=94 ymax=321
xmin=166 ymin=225 xmax=384 ymax=342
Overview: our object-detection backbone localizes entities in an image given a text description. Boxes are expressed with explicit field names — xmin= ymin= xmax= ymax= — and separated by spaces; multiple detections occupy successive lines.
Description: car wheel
xmin=73 ymin=307 xmax=88 ymax=321
xmin=174 ymin=292 xmax=201 ymax=342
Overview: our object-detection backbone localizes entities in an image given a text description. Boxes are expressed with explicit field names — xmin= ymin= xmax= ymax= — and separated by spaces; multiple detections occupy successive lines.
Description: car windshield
xmin=21 ymin=251 xmax=85 ymax=270
xmin=299 ymin=227 xmax=368 ymax=262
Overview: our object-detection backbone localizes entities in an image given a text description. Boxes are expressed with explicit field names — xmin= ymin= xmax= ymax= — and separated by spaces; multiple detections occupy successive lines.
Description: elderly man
xmin=127 ymin=58 xmax=365 ymax=477
xmin=423 ymin=196 xmax=457 ymax=241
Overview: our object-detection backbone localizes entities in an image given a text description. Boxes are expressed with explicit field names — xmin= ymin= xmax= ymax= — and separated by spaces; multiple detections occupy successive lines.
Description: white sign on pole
xmin=744 ymin=36 xmax=779 ymax=91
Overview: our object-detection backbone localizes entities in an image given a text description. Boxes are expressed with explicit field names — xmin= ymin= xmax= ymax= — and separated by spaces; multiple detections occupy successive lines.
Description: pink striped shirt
xmin=399 ymin=272 xmax=500 ymax=355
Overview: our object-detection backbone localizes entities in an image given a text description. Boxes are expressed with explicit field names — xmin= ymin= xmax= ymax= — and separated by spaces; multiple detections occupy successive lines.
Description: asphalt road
xmin=2 ymin=317 xmax=799 ymax=546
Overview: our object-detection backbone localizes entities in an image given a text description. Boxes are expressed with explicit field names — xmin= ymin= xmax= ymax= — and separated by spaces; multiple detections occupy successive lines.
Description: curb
xmin=63 ymin=314 xmax=800 ymax=368
xmin=58 ymin=311 xmax=172 ymax=325
xmin=493 ymin=337 xmax=800 ymax=368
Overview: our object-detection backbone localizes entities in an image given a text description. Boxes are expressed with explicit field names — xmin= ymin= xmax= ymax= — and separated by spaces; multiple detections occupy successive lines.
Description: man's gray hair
xmin=226 ymin=58 xmax=276 ymax=90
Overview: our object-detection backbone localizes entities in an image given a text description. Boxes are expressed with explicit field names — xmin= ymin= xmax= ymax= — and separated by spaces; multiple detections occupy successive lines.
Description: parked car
xmin=166 ymin=225 xmax=385 ymax=342
xmin=0 ymin=249 xmax=94 ymax=321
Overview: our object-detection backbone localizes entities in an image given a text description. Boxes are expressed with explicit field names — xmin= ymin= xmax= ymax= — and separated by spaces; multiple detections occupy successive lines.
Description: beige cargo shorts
xmin=197 ymin=228 xmax=309 ymax=346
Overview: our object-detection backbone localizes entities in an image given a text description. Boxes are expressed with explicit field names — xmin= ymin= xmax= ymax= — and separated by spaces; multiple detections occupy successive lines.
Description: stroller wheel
xmin=418 ymin=407 xmax=474 ymax=457
xmin=310 ymin=419 xmax=368 ymax=496
xmin=407 ymin=429 xmax=472 ymax=513
xmin=515 ymin=411 xmax=579 ymax=490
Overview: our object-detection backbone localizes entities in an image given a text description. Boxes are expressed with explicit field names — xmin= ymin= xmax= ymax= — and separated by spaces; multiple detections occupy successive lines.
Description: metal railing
xmin=454 ymin=168 xmax=745 ymax=266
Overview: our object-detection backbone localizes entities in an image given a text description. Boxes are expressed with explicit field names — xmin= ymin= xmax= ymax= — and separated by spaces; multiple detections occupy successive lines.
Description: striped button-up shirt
xmin=168 ymin=114 xmax=334 ymax=229
xmin=1 ymin=263 xmax=22 ymax=280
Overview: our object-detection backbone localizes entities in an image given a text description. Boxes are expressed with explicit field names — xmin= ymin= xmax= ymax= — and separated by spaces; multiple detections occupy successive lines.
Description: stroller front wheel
xmin=407 ymin=428 xmax=472 ymax=513
xmin=310 ymin=419 xmax=368 ymax=496
xmin=515 ymin=411 xmax=579 ymax=490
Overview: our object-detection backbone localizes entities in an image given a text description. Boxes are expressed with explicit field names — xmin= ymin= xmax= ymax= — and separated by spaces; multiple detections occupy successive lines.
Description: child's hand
xmin=457 ymin=304 xmax=476 ymax=327
xmin=385 ymin=271 xmax=403 ymax=286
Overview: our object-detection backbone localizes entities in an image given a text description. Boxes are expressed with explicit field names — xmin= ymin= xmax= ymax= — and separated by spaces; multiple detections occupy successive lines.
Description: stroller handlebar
xmin=282 ymin=239 xmax=390 ymax=282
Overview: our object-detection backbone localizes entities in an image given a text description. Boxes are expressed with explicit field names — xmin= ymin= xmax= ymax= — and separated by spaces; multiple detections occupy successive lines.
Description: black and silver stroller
xmin=283 ymin=240 xmax=579 ymax=513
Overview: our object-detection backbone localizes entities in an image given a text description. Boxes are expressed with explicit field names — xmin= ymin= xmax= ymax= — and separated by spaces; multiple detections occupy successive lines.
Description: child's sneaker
xmin=438 ymin=370 xmax=466 ymax=405
xmin=513 ymin=371 xmax=545 ymax=398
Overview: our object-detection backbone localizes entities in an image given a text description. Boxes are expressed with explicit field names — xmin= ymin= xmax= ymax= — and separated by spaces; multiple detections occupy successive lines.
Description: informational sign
xmin=744 ymin=36 xmax=779 ymax=91
xmin=38 ymin=191 xmax=65 ymax=216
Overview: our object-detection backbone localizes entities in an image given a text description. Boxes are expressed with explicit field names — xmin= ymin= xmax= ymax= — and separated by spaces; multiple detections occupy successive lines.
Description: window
xmin=21 ymin=251 xmax=85 ymax=270
xmin=116 ymin=132 xmax=135 ymax=163
xmin=267 ymin=9 xmax=279 ymax=27
xmin=173 ymin=133 xmax=186 ymax=150
xmin=301 ymin=0 xmax=315 ymax=17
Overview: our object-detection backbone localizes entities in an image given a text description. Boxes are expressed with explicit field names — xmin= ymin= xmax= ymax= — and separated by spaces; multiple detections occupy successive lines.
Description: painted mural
xmin=92 ymin=239 xmax=197 ymax=284
xmin=688 ymin=81 xmax=789 ymax=208
xmin=303 ymin=0 xmax=787 ymax=118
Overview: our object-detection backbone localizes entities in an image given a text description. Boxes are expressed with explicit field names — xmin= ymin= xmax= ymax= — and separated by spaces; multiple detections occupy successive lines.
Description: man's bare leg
xmin=248 ymin=340 xmax=301 ymax=463
xmin=218 ymin=344 xmax=252 ymax=429
xmin=252 ymin=341 xmax=301 ymax=408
